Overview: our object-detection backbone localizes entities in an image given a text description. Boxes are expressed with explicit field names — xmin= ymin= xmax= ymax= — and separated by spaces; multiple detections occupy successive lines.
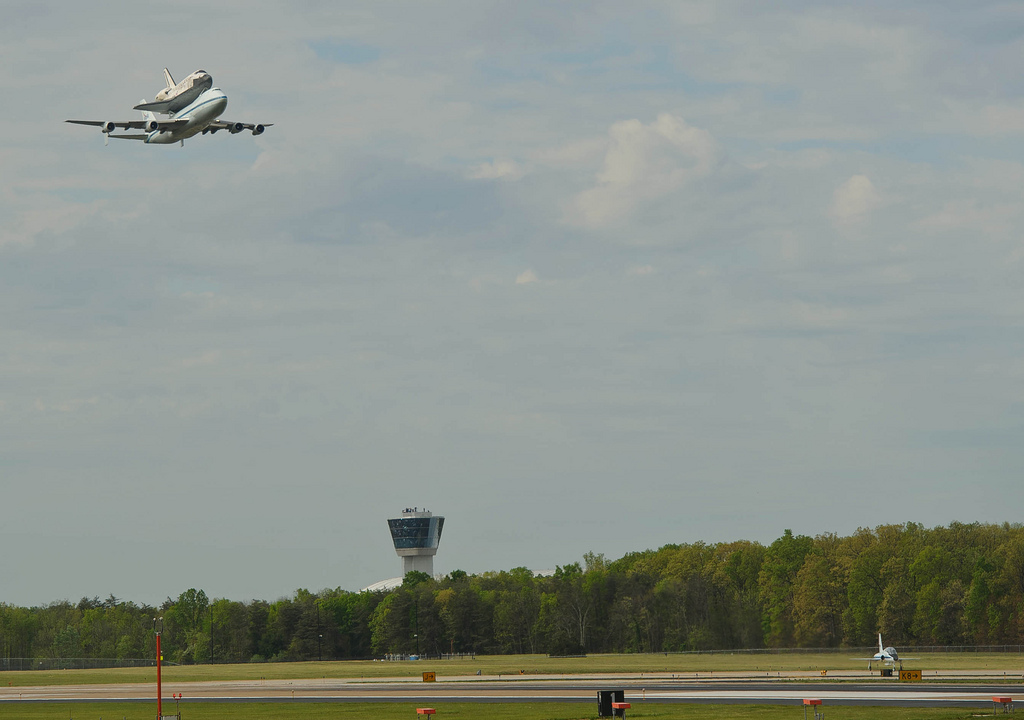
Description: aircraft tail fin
xmin=879 ymin=633 xmax=884 ymax=653
xmin=139 ymin=105 xmax=158 ymax=130
xmin=163 ymin=68 xmax=176 ymax=89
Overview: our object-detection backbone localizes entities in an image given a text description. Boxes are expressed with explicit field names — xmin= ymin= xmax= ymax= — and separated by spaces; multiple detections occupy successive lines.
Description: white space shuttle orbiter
xmin=133 ymin=69 xmax=213 ymax=114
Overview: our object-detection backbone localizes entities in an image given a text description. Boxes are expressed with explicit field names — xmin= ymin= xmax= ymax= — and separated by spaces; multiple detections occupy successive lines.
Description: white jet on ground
xmin=67 ymin=68 xmax=271 ymax=146
xmin=852 ymin=634 xmax=917 ymax=669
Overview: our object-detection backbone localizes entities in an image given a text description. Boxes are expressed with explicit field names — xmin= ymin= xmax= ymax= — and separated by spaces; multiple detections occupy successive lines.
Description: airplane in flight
xmin=852 ymin=634 xmax=916 ymax=669
xmin=67 ymin=69 xmax=271 ymax=146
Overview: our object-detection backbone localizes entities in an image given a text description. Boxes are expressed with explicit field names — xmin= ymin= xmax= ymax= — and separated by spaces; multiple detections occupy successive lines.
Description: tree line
xmin=2 ymin=522 xmax=1023 ymax=664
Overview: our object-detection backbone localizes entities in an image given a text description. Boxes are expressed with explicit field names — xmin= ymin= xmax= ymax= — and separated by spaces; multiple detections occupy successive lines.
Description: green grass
xmin=0 ymin=703 xmax=996 ymax=720
xmin=2 ymin=652 xmax=1023 ymax=687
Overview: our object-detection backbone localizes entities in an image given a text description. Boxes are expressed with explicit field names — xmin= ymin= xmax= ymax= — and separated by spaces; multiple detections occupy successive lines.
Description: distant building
xmin=387 ymin=507 xmax=445 ymax=576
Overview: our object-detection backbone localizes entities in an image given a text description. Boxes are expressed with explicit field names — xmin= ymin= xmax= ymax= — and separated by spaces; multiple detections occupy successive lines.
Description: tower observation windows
xmin=388 ymin=516 xmax=444 ymax=550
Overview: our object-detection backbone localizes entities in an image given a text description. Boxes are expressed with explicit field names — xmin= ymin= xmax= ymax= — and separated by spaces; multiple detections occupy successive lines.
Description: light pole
xmin=316 ymin=599 xmax=322 ymax=662
xmin=414 ymin=592 xmax=420 ymax=657
xmin=154 ymin=617 xmax=164 ymax=719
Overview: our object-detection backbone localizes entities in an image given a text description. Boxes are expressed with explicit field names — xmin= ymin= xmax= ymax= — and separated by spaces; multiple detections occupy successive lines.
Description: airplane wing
xmin=202 ymin=120 xmax=273 ymax=136
xmin=107 ymin=134 xmax=150 ymax=141
xmin=66 ymin=119 xmax=188 ymax=131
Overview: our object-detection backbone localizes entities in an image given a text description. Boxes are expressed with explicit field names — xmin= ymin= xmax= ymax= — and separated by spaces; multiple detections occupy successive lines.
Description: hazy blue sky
xmin=3 ymin=1 xmax=1024 ymax=607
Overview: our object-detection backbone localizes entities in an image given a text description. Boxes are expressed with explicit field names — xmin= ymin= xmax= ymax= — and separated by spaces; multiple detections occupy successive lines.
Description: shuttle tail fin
xmin=140 ymin=104 xmax=157 ymax=129
xmin=879 ymin=633 xmax=884 ymax=653
xmin=163 ymin=68 xmax=175 ymax=89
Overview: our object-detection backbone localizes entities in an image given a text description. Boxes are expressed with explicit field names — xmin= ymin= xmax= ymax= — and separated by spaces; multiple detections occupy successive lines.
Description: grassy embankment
xmin=2 ymin=652 xmax=1024 ymax=687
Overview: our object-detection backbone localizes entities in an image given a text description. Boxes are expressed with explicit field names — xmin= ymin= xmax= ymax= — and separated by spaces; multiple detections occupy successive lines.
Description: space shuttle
xmin=133 ymin=69 xmax=213 ymax=114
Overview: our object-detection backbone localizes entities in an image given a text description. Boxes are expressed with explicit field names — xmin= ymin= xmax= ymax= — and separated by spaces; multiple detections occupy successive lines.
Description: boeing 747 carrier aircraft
xmin=67 ymin=68 xmax=271 ymax=146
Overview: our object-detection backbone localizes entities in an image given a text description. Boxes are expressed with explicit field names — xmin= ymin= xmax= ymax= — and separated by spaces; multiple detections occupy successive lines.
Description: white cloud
xmin=469 ymin=159 xmax=522 ymax=180
xmin=1 ymin=199 xmax=102 ymax=247
xmin=792 ymin=302 xmax=849 ymax=329
xmin=532 ymin=137 xmax=609 ymax=167
xmin=914 ymin=198 xmax=1017 ymax=235
xmin=55 ymin=397 xmax=99 ymax=413
xmin=515 ymin=269 xmax=539 ymax=284
xmin=568 ymin=114 xmax=719 ymax=228
xmin=829 ymin=174 xmax=882 ymax=224
xmin=32 ymin=397 xmax=99 ymax=414
xmin=627 ymin=265 xmax=655 ymax=276
xmin=962 ymin=103 xmax=1024 ymax=137
xmin=181 ymin=350 xmax=223 ymax=368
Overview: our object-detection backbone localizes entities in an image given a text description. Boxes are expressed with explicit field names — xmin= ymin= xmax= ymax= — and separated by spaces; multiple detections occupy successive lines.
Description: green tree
xmin=759 ymin=529 xmax=813 ymax=647
xmin=493 ymin=569 xmax=540 ymax=653
xmin=168 ymin=588 xmax=210 ymax=664
xmin=792 ymin=534 xmax=847 ymax=647
xmin=51 ymin=625 xmax=82 ymax=660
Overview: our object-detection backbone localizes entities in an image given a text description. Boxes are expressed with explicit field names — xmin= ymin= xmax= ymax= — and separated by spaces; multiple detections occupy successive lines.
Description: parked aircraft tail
xmin=878 ymin=633 xmax=884 ymax=653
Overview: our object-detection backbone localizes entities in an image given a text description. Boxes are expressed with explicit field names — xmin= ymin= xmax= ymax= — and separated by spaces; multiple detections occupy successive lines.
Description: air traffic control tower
xmin=388 ymin=507 xmax=445 ymax=576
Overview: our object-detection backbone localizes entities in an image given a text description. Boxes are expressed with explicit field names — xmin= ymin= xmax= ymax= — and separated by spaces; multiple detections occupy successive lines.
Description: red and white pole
xmin=156 ymin=629 xmax=162 ymax=719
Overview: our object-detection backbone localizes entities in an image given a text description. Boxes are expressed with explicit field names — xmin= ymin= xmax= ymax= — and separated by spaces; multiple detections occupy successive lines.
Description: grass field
xmin=0 ymin=703 xmax=996 ymax=720
xmin=2 ymin=652 xmax=1023 ymax=687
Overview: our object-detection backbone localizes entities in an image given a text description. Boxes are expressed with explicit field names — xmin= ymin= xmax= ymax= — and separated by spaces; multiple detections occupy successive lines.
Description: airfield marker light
xmin=993 ymin=697 xmax=1013 ymax=714
xmin=803 ymin=698 xmax=823 ymax=720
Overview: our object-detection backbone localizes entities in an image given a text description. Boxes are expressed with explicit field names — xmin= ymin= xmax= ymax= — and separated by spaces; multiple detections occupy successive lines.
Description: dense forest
xmin=2 ymin=522 xmax=1024 ymax=664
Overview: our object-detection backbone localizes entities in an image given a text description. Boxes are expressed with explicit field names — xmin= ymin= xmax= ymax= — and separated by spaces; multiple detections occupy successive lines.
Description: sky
xmin=2 ymin=1 xmax=1024 ymax=608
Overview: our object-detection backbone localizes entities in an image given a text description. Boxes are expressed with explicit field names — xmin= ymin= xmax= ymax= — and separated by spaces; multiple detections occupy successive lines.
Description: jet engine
xmin=229 ymin=122 xmax=245 ymax=134
xmin=145 ymin=120 xmax=160 ymax=132
xmin=102 ymin=121 xmax=116 ymax=133
xmin=251 ymin=124 xmax=265 ymax=136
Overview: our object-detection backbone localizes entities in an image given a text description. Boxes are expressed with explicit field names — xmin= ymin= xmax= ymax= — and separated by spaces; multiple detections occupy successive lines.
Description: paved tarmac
xmin=2 ymin=672 xmax=1022 ymax=708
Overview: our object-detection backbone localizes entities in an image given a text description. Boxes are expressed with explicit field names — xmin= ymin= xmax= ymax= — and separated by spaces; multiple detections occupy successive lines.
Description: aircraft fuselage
xmin=144 ymin=88 xmax=227 ymax=144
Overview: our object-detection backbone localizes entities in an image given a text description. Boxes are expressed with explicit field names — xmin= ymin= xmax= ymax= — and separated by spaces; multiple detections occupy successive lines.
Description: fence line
xmin=2 ymin=645 xmax=1022 ymax=670
xmin=0 ymin=657 xmax=175 ymax=671
xmin=633 ymin=645 xmax=1024 ymax=656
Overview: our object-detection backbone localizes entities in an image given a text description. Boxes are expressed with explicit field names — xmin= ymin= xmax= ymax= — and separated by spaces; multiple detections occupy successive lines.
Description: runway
xmin=2 ymin=674 xmax=1022 ymax=708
